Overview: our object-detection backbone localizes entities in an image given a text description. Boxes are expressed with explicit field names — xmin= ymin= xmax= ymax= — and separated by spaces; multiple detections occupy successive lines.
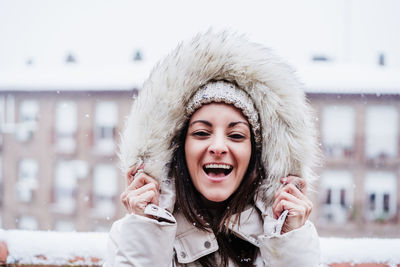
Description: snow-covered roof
xmin=1 ymin=229 xmax=400 ymax=265
xmin=299 ymin=63 xmax=400 ymax=94
xmin=0 ymin=63 xmax=152 ymax=91
xmin=1 ymin=62 xmax=400 ymax=94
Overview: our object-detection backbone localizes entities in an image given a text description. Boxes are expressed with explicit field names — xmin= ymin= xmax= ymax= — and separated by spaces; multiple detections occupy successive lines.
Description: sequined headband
xmin=186 ymin=81 xmax=261 ymax=145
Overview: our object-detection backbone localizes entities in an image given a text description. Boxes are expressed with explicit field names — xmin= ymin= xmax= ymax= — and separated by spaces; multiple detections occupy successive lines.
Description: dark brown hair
xmin=171 ymin=119 xmax=265 ymax=266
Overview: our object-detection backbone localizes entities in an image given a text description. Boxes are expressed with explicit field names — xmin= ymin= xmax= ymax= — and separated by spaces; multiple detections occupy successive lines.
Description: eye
xmin=229 ymin=133 xmax=245 ymax=140
xmin=192 ymin=131 xmax=210 ymax=137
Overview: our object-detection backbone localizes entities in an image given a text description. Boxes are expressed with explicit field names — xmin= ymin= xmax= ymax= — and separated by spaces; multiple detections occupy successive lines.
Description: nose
xmin=208 ymin=133 xmax=227 ymax=156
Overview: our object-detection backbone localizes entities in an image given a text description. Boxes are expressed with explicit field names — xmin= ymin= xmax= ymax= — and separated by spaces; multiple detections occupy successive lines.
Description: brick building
xmin=303 ymin=63 xmax=400 ymax=237
xmin=1 ymin=63 xmax=400 ymax=237
xmin=0 ymin=65 xmax=143 ymax=231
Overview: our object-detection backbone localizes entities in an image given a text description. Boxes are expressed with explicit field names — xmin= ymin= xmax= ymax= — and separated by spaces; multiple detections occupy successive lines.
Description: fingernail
xmin=133 ymin=169 xmax=144 ymax=179
xmin=281 ymin=177 xmax=287 ymax=184
xmin=137 ymin=158 xmax=143 ymax=166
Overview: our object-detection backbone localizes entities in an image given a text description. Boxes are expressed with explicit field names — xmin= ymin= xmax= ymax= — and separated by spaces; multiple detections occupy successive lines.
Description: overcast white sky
xmin=0 ymin=0 xmax=399 ymax=71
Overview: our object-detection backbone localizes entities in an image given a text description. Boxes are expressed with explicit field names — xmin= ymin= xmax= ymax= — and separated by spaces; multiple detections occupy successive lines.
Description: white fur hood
xmin=119 ymin=30 xmax=319 ymax=212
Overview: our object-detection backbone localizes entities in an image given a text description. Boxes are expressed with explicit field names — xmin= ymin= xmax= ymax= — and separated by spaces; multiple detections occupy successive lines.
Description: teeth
xmin=204 ymin=164 xmax=232 ymax=169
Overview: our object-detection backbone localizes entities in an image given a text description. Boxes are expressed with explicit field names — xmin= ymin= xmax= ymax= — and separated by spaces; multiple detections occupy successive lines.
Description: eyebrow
xmin=228 ymin=121 xmax=250 ymax=128
xmin=189 ymin=120 xmax=212 ymax=127
xmin=189 ymin=120 xmax=249 ymax=128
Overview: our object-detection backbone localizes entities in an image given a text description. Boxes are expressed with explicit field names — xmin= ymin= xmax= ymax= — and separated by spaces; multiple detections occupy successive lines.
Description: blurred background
xmin=0 ymin=0 xmax=400 ymax=237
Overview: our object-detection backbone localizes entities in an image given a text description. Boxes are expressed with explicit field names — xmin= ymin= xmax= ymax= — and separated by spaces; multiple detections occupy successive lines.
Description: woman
xmin=106 ymin=31 xmax=321 ymax=266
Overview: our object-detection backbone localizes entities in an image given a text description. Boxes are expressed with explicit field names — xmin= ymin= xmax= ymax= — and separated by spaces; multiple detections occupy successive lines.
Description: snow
xmin=1 ymin=229 xmax=400 ymax=265
xmin=0 ymin=64 xmax=150 ymax=91
xmin=0 ymin=62 xmax=399 ymax=94
xmin=0 ymin=0 xmax=400 ymax=94
xmin=0 ymin=229 xmax=107 ymax=265
xmin=299 ymin=63 xmax=400 ymax=94
xmin=320 ymin=237 xmax=400 ymax=266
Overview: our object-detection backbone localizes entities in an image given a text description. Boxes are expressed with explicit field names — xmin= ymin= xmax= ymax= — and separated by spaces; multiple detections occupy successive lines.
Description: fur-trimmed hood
xmin=119 ymin=30 xmax=319 ymax=213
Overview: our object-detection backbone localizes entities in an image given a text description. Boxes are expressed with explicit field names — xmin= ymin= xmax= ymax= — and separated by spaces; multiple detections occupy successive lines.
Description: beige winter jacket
xmin=105 ymin=30 xmax=322 ymax=266
xmin=105 ymin=203 xmax=320 ymax=266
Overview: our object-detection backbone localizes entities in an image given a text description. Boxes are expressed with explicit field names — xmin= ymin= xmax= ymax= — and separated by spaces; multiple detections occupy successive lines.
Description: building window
xmin=93 ymin=164 xmax=117 ymax=217
xmin=320 ymin=170 xmax=354 ymax=223
xmin=0 ymin=96 xmax=4 ymax=136
xmin=54 ymin=220 xmax=75 ymax=231
xmin=53 ymin=161 xmax=77 ymax=214
xmin=16 ymin=100 xmax=39 ymax=141
xmin=93 ymin=224 xmax=111 ymax=232
xmin=55 ymin=101 xmax=77 ymax=153
xmin=16 ymin=159 xmax=39 ymax=202
xmin=322 ymin=105 xmax=355 ymax=158
xmin=365 ymin=106 xmax=398 ymax=159
xmin=0 ymin=158 xmax=2 ymax=206
xmin=365 ymin=171 xmax=397 ymax=221
xmin=0 ymin=94 xmax=16 ymax=133
xmin=0 ymin=95 xmax=4 ymax=126
xmin=6 ymin=94 xmax=15 ymax=126
xmin=18 ymin=215 xmax=38 ymax=230
xmin=94 ymin=102 xmax=118 ymax=154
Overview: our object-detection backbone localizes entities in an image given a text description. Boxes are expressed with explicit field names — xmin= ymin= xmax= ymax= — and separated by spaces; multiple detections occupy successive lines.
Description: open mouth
xmin=203 ymin=163 xmax=233 ymax=178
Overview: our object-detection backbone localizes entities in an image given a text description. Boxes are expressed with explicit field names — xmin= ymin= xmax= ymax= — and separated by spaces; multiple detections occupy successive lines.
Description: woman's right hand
xmin=120 ymin=165 xmax=160 ymax=217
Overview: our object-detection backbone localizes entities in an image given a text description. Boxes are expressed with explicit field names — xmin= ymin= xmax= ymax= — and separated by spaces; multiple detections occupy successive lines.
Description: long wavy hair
xmin=170 ymin=117 xmax=265 ymax=267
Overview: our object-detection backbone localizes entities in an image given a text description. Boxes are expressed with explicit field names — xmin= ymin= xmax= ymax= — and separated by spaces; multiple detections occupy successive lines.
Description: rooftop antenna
xmin=133 ymin=50 xmax=143 ymax=61
xmin=26 ymin=58 xmax=34 ymax=66
xmin=66 ymin=52 xmax=77 ymax=63
xmin=378 ymin=53 xmax=385 ymax=66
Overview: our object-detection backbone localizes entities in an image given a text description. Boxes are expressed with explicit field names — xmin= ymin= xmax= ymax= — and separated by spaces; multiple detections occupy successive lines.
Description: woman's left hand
xmin=272 ymin=176 xmax=313 ymax=234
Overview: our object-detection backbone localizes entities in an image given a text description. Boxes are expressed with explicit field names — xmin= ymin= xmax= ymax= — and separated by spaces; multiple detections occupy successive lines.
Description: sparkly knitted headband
xmin=186 ymin=81 xmax=261 ymax=145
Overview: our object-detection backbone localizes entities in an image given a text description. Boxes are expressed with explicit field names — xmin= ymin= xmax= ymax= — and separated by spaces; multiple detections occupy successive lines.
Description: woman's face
xmin=185 ymin=103 xmax=252 ymax=202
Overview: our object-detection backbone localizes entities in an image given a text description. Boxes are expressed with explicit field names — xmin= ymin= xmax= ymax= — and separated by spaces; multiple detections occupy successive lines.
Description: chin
xmin=203 ymin=192 xmax=231 ymax=203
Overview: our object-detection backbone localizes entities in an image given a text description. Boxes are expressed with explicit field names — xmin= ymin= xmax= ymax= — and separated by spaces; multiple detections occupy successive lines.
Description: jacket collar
xmin=173 ymin=205 xmax=263 ymax=264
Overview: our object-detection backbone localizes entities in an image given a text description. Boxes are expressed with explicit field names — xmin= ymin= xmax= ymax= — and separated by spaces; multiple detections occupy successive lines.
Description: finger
xmin=120 ymin=191 xmax=127 ymax=206
xmin=276 ymin=184 xmax=313 ymax=216
xmin=128 ymin=173 xmax=160 ymax=191
xmin=272 ymin=199 xmax=289 ymax=219
xmin=273 ymin=191 xmax=313 ymax=218
xmin=276 ymin=177 xmax=308 ymax=202
xmin=280 ymin=183 xmax=308 ymax=202
xmin=142 ymin=189 xmax=159 ymax=206
xmin=132 ymin=181 xmax=160 ymax=198
xmin=272 ymin=191 xmax=302 ymax=218
xmin=273 ymin=199 xmax=307 ymax=220
xmin=273 ymin=191 xmax=303 ymax=211
xmin=126 ymin=164 xmax=145 ymax=185
xmin=128 ymin=190 xmax=157 ymax=214
xmin=124 ymin=181 xmax=160 ymax=212
xmin=285 ymin=202 xmax=307 ymax=219
xmin=139 ymin=183 xmax=160 ymax=206
xmin=281 ymin=176 xmax=307 ymax=195
xmin=120 ymin=191 xmax=133 ymax=213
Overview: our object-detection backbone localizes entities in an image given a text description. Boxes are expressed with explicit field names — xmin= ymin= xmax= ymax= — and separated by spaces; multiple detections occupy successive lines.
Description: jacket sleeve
xmin=258 ymin=219 xmax=321 ymax=267
xmin=104 ymin=207 xmax=177 ymax=267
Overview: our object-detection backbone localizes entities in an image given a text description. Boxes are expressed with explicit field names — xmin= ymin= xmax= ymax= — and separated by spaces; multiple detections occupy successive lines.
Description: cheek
xmin=184 ymin=139 xmax=200 ymax=171
xmin=238 ymin=143 xmax=252 ymax=168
